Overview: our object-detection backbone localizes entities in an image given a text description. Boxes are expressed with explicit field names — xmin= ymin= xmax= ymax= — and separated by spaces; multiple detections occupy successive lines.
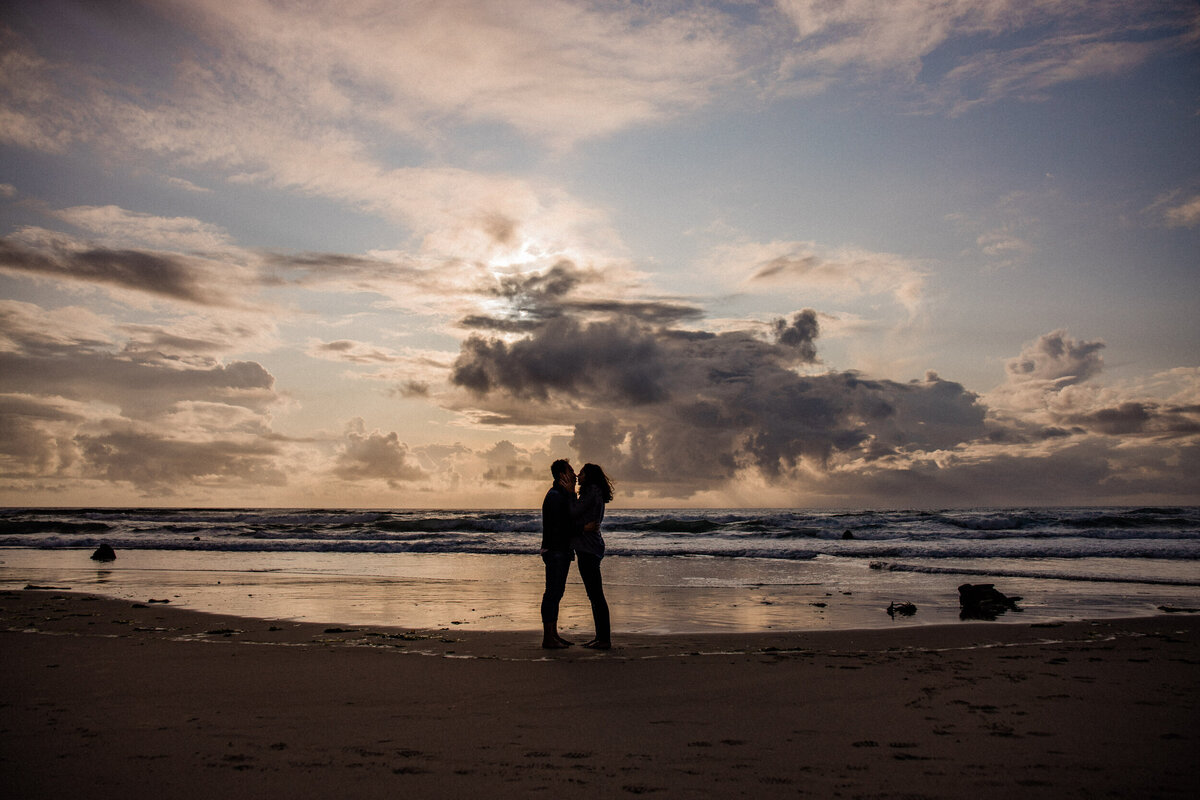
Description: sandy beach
xmin=3 ymin=589 xmax=1197 ymax=798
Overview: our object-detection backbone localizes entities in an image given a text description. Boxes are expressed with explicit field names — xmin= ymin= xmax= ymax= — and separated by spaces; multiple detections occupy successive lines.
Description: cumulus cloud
xmin=988 ymin=329 xmax=1110 ymax=427
xmin=0 ymin=394 xmax=84 ymax=476
xmin=985 ymin=330 xmax=1200 ymax=450
xmin=0 ymin=309 xmax=289 ymax=494
xmin=332 ymin=419 xmax=425 ymax=487
xmin=76 ymin=425 xmax=287 ymax=492
xmin=0 ymin=391 xmax=291 ymax=495
xmin=451 ymin=306 xmax=998 ymax=495
xmin=0 ymin=300 xmax=278 ymax=420
xmin=1005 ymin=329 xmax=1105 ymax=386
xmin=450 ymin=310 xmax=1199 ymax=503
xmin=480 ymin=439 xmax=540 ymax=485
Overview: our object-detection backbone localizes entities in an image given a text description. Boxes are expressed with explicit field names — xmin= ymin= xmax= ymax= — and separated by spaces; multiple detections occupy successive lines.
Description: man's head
xmin=550 ymin=459 xmax=575 ymax=489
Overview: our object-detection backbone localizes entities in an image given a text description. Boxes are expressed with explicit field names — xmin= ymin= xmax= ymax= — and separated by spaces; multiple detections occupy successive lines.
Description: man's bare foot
xmin=542 ymin=638 xmax=570 ymax=649
xmin=556 ymin=635 xmax=575 ymax=646
xmin=582 ymin=639 xmax=611 ymax=650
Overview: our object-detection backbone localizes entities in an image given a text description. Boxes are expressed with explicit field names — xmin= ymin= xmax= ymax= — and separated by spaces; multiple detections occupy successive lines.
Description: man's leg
xmin=540 ymin=551 xmax=571 ymax=647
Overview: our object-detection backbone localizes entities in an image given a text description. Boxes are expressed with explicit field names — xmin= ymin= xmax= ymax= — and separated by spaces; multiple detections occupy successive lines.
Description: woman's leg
xmin=576 ymin=553 xmax=610 ymax=645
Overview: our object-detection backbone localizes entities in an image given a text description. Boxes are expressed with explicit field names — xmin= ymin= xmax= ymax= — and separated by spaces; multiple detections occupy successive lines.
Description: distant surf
xmin=1 ymin=506 xmax=1196 ymax=587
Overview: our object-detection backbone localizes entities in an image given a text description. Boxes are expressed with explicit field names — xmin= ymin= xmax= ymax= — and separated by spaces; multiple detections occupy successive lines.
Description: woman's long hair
xmin=578 ymin=463 xmax=614 ymax=503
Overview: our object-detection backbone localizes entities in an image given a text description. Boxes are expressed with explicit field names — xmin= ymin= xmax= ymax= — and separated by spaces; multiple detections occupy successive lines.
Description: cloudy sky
xmin=1 ymin=0 xmax=1197 ymax=509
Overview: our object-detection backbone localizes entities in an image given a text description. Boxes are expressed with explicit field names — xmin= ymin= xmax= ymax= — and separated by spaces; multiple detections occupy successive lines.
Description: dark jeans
xmin=540 ymin=550 xmax=572 ymax=631
xmin=576 ymin=552 xmax=611 ymax=641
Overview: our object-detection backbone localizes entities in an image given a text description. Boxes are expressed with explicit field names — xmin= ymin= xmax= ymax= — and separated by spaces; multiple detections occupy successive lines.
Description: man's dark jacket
xmin=541 ymin=484 xmax=576 ymax=554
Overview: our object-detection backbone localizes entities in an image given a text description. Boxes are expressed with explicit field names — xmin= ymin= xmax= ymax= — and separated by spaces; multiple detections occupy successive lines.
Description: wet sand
xmin=2 ymin=590 xmax=1197 ymax=798
xmin=5 ymin=548 xmax=1194 ymax=634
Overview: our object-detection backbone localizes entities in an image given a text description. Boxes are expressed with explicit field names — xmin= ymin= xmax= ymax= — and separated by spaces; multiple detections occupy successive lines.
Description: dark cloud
xmin=461 ymin=260 xmax=705 ymax=332
xmin=393 ymin=380 xmax=430 ymax=398
xmin=813 ymin=440 xmax=1200 ymax=509
xmin=459 ymin=315 xmax=546 ymax=333
xmin=0 ymin=351 xmax=275 ymax=419
xmin=750 ymin=253 xmax=821 ymax=282
xmin=491 ymin=261 xmax=581 ymax=303
xmin=452 ymin=308 xmax=997 ymax=495
xmin=311 ymin=339 xmax=401 ymax=364
xmin=482 ymin=214 xmax=519 ymax=246
xmin=1 ymin=299 xmax=275 ymax=417
xmin=1063 ymin=401 xmax=1200 ymax=438
xmin=465 ymin=261 xmax=582 ymax=329
xmin=454 ymin=316 xmax=669 ymax=405
xmin=773 ymin=309 xmax=820 ymax=360
xmin=565 ymin=299 xmax=704 ymax=325
xmin=261 ymin=251 xmax=424 ymax=284
xmin=0 ymin=396 xmax=82 ymax=475
xmin=119 ymin=326 xmax=235 ymax=357
xmin=76 ymin=428 xmax=286 ymax=490
xmin=0 ymin=301 xmax=291 ymax=494
xmin=269 ymin=252 xmax=394 ymax=271
xmin=0 ymin=237 xmax=235 ymax=306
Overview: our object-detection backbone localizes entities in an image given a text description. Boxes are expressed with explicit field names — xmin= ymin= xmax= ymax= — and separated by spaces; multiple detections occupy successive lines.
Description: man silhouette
xmin=540 ymin=459 xmax=577 ymax=648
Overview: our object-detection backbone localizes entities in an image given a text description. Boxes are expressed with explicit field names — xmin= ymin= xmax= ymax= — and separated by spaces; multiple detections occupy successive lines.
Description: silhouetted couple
xmin=540 ymin=459 xmax=614 ymax=650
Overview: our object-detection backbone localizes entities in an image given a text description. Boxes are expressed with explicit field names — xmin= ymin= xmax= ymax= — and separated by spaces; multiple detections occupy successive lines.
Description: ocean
xmin=2 ymin=506 xmax=1198 ymax=634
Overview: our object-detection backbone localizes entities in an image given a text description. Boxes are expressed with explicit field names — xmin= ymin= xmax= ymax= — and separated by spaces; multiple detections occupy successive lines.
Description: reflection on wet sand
xmin=3 ymin=548 xmax=1196 ymax=634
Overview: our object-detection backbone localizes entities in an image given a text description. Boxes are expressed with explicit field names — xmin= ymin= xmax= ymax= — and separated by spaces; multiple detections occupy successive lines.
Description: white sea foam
xmin=1 ymin=506 xmax=1196 ymax=588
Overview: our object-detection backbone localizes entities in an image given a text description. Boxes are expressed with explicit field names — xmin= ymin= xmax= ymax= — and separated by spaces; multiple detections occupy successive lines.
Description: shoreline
xmin=4 ymin=589 xmax=1198 ymax=797
xmin=5 ymin=547 xmax=1196 ymax=635
xmin=9 ymin=586 xmax=1196 ymax=658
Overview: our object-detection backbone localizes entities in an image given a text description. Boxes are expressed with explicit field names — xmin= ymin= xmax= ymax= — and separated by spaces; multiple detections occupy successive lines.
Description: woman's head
xmin=578 ymin=463 xmax=614 ymax=503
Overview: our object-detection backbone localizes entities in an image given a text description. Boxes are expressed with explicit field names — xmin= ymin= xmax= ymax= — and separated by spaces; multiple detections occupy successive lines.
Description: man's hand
xmin=583 ymin=522 xmax=599 ymax=533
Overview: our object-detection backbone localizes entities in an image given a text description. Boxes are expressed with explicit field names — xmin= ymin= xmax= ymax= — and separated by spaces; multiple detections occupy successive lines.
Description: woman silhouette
xmin=572 ymin=463 xmax=614 ymax=649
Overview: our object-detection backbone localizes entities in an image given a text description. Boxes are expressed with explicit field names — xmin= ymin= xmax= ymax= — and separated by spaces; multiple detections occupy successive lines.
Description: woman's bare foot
xmin=582 ymin=639 xmax=611 ymax=650
xmin=542 ymin=637 xmax=570 ymax=649
xmin=556 ymin=635 xmax=575 ymax=646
